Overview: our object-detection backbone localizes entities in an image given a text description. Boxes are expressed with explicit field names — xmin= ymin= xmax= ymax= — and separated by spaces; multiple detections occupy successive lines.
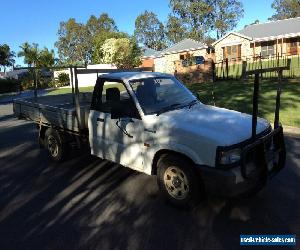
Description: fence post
xmin=222 ymin=60 xmax=225 ymax=79
xmin=252 ymin=73 xmax=260 ymax=139
xmin=211 ymin=60 xmax=216 ymax=82
xmin=225 ymin=58 xmax=229 ymax=80
xmin=241 ymin=60 xmax=247 ymax=81
xmin=259 ymin=53 xmax=263 ymax=79
xmin=274 ymin=70 xmax=283 ymax=128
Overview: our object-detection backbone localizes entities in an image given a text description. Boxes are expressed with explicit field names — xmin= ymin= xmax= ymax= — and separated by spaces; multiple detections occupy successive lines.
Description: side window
xmin=100 ymin=81 xmax=127 ymax=113
xmin=91 ymin=80 xmax=140 ymax=119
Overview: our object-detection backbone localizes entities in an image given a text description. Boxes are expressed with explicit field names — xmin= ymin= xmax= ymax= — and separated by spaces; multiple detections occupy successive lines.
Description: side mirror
xmin=111 ymin=105 xmax=124 ymax=119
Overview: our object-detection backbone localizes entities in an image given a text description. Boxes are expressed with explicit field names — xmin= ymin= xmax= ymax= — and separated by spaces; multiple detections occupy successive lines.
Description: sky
xmin=1 ymin=0 xmax=275 ymax=66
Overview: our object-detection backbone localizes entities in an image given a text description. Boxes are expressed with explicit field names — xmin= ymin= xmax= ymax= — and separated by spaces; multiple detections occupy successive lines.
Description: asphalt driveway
xmin=0 ymin=103 xmax=299 ymax=250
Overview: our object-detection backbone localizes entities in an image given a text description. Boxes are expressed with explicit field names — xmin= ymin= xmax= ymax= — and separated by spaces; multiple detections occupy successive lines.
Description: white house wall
xmin=214 ymin=33 xmax=252 ymax=61
xmin=53 ymin=64 xmax=116 ymax=88
xmin=154 ymin=49 xmax=208 ymax=74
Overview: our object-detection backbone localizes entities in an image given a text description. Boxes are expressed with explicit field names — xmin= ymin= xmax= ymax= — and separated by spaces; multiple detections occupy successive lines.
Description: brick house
xmin=140 ymin=39 xmax=215 ymax=82
xmin=141 ymin=38 xmax=213 ymax=73
xmin=140 ymin=47 xmax=160 ymax=68
xmin=213 ymin=17 xmax=300 ymax=62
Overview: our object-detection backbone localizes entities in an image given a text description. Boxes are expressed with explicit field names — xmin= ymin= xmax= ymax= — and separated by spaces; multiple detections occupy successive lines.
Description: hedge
xmin=0 ymin=78 xmax=21 ymax=94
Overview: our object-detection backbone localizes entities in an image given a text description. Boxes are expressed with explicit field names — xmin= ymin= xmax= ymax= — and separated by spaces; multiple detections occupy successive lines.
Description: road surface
xmin=0 ymin=104 xmax=299 ymax=250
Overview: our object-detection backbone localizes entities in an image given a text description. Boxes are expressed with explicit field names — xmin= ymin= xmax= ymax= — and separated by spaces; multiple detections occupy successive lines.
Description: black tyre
xmin=45 ymin=128 xmax=67 ymax=162
xmin=157 ymin=154 xmax=202 ymax=208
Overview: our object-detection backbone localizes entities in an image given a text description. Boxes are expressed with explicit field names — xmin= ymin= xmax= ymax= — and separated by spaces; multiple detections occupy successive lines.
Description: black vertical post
xmin=34 ymin=66 xmax=38 ymax=99
xmin=241 ymin=61 xmax=247 ymax=81
xmin=225 ymin=58 xmax=229 ymax=80
xmin=274 ymin=70 xmax=283 ymax=129
xmin=222 ymin=60 xmax=225 ymax=79
xmin=70 ymin=67 xmax=75 ymax=105
xmin=74 ymin=67 xmax=82 ymax=131
xmin=252 ymin=73 xmax=260 ymax=140
xmin=260 ymin=53 xmax=263 ymax=79
xmin=212 ymin=60 xmax=216 ymax=82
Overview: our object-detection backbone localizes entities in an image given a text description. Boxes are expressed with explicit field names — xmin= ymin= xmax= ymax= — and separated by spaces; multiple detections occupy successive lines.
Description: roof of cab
xmin=98 ymin=71 xmax=172 ymax=81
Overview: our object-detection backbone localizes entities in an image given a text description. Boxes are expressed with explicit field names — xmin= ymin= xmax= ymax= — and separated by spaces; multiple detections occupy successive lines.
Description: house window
xmin=223 ymin=45 xmax=241 ymax=61
xmin=287 ymin=38 xmax=299 ymax=55
xmin=180 ymin=53 xmax=191 ymax=60
xmin=261 ymin=41 xmax=275 ymax=57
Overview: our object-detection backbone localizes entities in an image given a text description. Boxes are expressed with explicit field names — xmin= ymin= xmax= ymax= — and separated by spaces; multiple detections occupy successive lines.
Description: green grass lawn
xmin=216 ymin=56 xmax=300 ymax=79
xmin=46 ymin=86 xmax=94 ymax=95
xmin=45 ymin=79 xmax=300 ymax=127
xmin=46 ymin=83 xmax=126 ymax=96
xmin=187 ymin=78 xmax=300 ymax=127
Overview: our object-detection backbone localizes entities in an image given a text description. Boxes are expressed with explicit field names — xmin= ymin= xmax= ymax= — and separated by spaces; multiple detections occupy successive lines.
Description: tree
xmin=18 ymin=43 xmax=55 ymax=68
xmin=55 ymin=13 xmax=118 ymax=65
xmin=17 ymin=43 xmax=56 ymax=90
xmin=166 ymin=15 xmax=187 ymax=44
xmin=0 ymin=44 xmax=15 ymax=72
xmin=38 ymin=48 xmax=55 ymax=67
xmin=134 ymin=11 xmax=167 ymax=50
xmin=92 ymin=31 xmax=128 ymax=63
xmin=100 ymin=38 xmax=142 ymax=69
xmin=55 ymin=18 xmax=90 ymax=65
xmin=269 ymin=0 xmax=300 ymax=20
xmin=208 ymin=0 xmax=244 ymax=39
xmin=86 ymin=13 xmax=117 ymax=36
xmin=169 ymin=0 xmax=212 ymax=41
xmin=17 ymin=42 xmax=39 ymax=67
xmin=244 ymin=19 xmax=260 ymax=29
xmin=168 ymin=0 xmax=243 ymax=41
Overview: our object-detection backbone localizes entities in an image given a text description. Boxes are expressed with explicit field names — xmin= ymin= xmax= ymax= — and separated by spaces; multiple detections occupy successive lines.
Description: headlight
xmin=219 ymin=148 xmax=241 ymax=165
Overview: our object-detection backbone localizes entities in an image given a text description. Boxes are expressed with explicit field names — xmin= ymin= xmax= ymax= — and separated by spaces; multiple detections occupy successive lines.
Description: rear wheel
xmin=45 ymin=128 xmax=66 ymax=162
xmin=157 ymin=154 xmax=202 ymax=208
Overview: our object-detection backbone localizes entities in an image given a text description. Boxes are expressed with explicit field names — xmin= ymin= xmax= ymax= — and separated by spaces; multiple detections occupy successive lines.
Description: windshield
xmin=129 ymin=76 xmax=197 ymax=115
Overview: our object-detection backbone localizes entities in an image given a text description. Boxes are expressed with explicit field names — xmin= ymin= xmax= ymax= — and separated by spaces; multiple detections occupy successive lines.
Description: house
xmin=141 ymin=39 xmax=215 ymax=82
xmin=158 ymin=39 xmax=213 ymax=73
xmin=140 ymin=47 xmax=160 ymax=68
xmin=141 ymin=38 xmax=213 ymax=73
xmin=213 ymin=17 xmax=300 ymax=62
xmin=5 ymin=69 xmax=29 ymax=79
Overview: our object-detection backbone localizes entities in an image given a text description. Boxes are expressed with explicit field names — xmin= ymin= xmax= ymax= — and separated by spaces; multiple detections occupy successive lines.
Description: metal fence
xmin=214 ymin=53 xmax=300 ymax=80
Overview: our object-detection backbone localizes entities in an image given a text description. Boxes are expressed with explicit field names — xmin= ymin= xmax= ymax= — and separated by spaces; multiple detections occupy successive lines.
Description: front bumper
xmin=198 ymin=126 xmax=286 ymax=197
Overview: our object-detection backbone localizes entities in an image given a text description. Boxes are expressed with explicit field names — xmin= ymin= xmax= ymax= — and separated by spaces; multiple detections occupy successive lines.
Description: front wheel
xmin=157 ymin=154 xmax=202 ymax=208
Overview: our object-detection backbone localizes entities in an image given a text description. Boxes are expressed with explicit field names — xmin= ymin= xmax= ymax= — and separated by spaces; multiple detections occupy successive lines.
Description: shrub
xmin=56 ymin=72 xmax=70 ymax=87
xmin=20 ymin=77 xmax=34 ymax=91
xmin=47 ymin=79 xmax=57 ymax=88
xmin=0 ymin=78 xmax=21 ymax=93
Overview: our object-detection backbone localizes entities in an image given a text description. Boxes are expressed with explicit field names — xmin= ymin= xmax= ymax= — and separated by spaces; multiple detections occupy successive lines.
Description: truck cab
xmin=88 ymin=72 xmax=286 ymax=207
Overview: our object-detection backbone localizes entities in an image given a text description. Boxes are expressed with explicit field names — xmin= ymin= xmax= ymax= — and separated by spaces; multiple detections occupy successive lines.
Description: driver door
xmin=89 ymin=79 xmax=145 ymax=171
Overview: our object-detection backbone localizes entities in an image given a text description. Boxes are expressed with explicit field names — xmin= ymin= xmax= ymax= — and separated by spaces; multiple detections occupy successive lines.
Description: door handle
xmin=116 ymin=120 xmax=133 ymax=138
xmin=97 ymin=118 xmax=104 ymax=122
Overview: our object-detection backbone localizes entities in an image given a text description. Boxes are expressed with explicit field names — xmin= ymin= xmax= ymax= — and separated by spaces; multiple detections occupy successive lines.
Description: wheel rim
xmin=47 ymin=135 xmax=59 ymax=157
xmin=163 ymin=166 xmax=189 ymax=200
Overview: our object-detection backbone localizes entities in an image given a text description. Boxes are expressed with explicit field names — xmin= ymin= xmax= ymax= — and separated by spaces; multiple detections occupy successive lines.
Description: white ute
xmin=14 ymin=72 xmax=286 ymax=207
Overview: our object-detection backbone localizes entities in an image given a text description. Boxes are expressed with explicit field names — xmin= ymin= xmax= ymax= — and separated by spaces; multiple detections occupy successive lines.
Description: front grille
xmin=241 ymin=126 xmax=285 ymax=179
xmin=243 ymin=143 xmax=265 ymax=178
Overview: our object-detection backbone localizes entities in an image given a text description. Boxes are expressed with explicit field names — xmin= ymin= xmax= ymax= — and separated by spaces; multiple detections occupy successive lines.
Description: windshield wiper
xmin=156 ymin=103 xmax=182 ymax=116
